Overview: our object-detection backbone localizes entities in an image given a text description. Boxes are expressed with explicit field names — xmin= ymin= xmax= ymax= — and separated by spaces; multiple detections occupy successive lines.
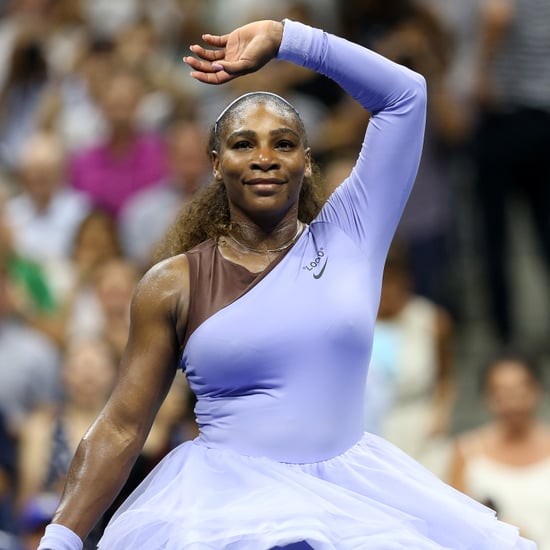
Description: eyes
xmin=231 ymin=139 xmax=297 ymax=151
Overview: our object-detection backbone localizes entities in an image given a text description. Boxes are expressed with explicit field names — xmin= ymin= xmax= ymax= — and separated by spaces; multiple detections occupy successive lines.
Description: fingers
xmin=201 ymin=33 xmax=229 ymax=48
xmin=183 ymin=54 xmax=234 ymax=85
xmin=187 ymin=69 xmax=235 ymax=85
xmin=189 ymin=44 xmax=226 ymax=62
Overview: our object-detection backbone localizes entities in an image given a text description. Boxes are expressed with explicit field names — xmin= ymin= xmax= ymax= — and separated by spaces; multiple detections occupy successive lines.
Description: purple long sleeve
xmin=278 ymin=19 xmax=427 ymax=266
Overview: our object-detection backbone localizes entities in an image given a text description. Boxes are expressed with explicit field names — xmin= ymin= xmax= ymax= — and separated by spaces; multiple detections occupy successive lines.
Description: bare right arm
xmin=47 ymin=254 xmax=190 ymax=541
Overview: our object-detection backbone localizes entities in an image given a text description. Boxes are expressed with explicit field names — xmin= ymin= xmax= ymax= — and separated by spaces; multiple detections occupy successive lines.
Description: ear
xmin=304 ymin=147 xmax=312 ymax=178
xmin=211 ymin=150 xmax=223 ymax=181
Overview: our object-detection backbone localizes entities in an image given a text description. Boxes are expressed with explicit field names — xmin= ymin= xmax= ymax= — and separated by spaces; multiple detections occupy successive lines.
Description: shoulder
xmin=131 ymin=254 xmax=190 ymax=327
xmin=455 ymin=426 xmax=491 ymax=458
xmin=135 ymin=254 xmax=189 ymax=302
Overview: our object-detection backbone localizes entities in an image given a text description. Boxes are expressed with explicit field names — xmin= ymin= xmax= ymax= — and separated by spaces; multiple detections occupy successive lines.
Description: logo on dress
xmin=302 ymin=248 xmax=328 ymax=279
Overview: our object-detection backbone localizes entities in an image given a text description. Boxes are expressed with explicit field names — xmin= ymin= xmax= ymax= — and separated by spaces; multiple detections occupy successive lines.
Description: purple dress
xmin=98 ymin=20 xmax=536 ymax=550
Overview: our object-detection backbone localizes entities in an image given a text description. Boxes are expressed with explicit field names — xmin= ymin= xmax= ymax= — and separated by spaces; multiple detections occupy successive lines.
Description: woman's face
xmin=485 ymin=360 xmax=541 ymax=424
xmin=212 ymin=101 xmax=311 ymax=224
xmin=62 ymin=340 xmax=117 ymax=407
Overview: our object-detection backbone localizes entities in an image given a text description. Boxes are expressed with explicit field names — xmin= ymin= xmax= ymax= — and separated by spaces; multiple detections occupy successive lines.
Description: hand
xmin=183 ymin=20 xmax=284 ymax=85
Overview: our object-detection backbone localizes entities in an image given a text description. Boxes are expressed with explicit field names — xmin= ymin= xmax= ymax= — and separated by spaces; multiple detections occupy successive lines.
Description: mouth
xmin=244 ymin=177 xmax=286 ymax=186
xmin=243 ymin=178 xmax=287 ymax=195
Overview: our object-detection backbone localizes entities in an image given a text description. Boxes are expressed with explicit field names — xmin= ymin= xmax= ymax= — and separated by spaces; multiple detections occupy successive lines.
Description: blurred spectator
xmin=1 ymin=177 xmax=59 ymax=337
xmin=17 ymin=336 xmax=117 ymax=509
xmin=111 ymin=16 xmax=197 ymax=131
xmin=70 ymin=209 xmax=123 ymax=289
xmin=17 ymin=336 xmax=117 ymax=549
xmin=79 ymin=0 xmax=140 ymax=40
xmin=449 ymin=350 xmax=550 ymax=548
xmin=68 ymin=258 xmax=139 ymax=362
xmin=0 ymin=409 xmax=16 ymax=535
xmin=339 ymin=0 xmax=468 ymax=309
xmin=37 ymin=36 xmax=114 ymax=154
xmin=365 ymin=242 xmax=455 ymax=479
xmin=68 ymin=65 xmax=168 ymax=218
xmin=119 ymin=117 xmax=210 ymax=269
xmin=40 ymin=0 xmax=87 ymax=78
xmin=472 ymin=0 xmax=550 ymax=343
xmin=418 ymin=0 xmax=481 ymax=107
xmin=13 ymin=208 xmax=124 ymax=348
xmin=385 ymin=20 xmax=467 ymax=309
xmin=0 ymin=0 xmax=52 ymax=90
xmin=0 ymin=25 xmax=51 ymax=173
xmin=3 ymin=132 xmax=91 ymax=271
xmin=0 ymin=257 xmax=61 ymax=437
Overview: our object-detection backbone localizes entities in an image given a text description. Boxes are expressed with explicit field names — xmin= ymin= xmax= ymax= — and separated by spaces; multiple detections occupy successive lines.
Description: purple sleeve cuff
xmin=276 ymin=19 xmax=317 ymax=67
xmin=38 ymin=523 xmax=83 ymax=550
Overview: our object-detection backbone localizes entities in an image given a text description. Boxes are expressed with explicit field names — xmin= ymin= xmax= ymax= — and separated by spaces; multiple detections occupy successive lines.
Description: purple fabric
xmin=68 ymin=133 xmax=168 ymax=217
xmin=182 ymin=18 xmax=427 ymax=464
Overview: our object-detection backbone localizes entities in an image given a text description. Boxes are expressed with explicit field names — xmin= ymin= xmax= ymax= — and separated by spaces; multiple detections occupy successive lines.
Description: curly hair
xmin=155 ymin=93 xmax=328 ymax=261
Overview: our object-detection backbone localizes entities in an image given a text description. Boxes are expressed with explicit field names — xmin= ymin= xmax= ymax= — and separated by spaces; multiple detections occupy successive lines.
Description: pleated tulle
xmin=98 ymin=433 xmax=536 ymax=549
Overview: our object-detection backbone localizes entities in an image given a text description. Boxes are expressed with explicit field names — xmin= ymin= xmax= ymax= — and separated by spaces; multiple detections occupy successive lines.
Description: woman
xmin=449 ymin=351 xmax=550 ymax=549
xmin=38 ymin=19 xmax=535 ymax=549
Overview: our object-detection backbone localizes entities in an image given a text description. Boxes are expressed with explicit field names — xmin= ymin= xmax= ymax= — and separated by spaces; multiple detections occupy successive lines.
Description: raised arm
xmin=185 ymin=19 xmax=427 ymax=266
xmin=278 ymin=21 xmax=426 ymax=263
xmin=38 ymin=256 xmax=189 ymax=549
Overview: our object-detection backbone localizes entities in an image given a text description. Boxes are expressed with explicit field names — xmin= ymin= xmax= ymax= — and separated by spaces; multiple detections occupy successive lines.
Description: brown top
xmin=182 ymin=239 xmax=290 ymax=350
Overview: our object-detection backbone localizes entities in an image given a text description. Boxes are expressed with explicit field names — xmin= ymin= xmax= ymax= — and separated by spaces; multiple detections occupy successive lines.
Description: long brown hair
xmin=155 ymin=93 xmax=327 ymax=261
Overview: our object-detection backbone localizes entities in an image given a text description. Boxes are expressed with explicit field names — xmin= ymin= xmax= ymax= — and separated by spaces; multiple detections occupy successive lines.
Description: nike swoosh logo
xmin=313 ymin=258 xmax=328 ymax=279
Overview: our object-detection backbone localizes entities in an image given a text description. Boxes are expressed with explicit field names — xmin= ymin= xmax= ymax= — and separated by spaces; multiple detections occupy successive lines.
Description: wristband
xmin=37 ymin=523 xmax=83 ymax=550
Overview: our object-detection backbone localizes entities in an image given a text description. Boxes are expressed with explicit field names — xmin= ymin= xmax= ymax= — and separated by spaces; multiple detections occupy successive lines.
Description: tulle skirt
xmin=98 ymin=433 xmax=536 ymax=549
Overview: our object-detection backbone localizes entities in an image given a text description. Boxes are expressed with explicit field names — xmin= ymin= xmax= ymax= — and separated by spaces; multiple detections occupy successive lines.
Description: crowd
xmin=0 ymin=0 xmax=549 ymax=548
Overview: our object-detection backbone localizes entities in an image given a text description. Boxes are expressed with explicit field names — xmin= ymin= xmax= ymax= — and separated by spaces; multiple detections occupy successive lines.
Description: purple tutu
xmin=98 ymin=433 xmax=535 ymax=549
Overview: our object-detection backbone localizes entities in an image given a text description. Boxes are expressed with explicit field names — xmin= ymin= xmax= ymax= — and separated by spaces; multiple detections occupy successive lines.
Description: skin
xmin=48 ymin=20 xmax=309 ymax=540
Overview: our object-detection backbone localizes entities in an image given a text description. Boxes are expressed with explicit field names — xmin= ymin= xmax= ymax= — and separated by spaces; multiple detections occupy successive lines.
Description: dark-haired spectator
xmin=449 ymin=350 xmax=550 ymax=548
xmin=68 ymin=65 xmax=168 ymax=218
xmin=0 ymin=26 xmax=51 ymax=173
xmin=3 ymin=132 xmax=91 ymax=271
xmin=118 ymin=118 xmax=210 ymax=269
xmin=67 ymin=258 xmax=139 ymax=362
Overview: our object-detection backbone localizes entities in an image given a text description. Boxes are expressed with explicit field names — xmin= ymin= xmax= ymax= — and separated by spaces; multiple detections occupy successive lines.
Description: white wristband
xmin=37 ymin=523 xmax=83 ymax=550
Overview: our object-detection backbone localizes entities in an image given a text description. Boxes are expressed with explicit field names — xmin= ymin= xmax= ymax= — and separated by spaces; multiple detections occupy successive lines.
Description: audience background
xmin=0 ymin=0 xmax=549 ymax=548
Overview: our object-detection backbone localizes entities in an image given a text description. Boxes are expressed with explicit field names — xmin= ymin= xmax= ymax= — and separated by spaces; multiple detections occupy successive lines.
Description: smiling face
xmin=212 ymin=97 xmax=311 ymax=226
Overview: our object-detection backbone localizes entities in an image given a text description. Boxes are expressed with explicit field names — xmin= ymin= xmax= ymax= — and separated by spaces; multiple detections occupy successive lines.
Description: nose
xmin=251 ymin=146 xmax=279 ymax=171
